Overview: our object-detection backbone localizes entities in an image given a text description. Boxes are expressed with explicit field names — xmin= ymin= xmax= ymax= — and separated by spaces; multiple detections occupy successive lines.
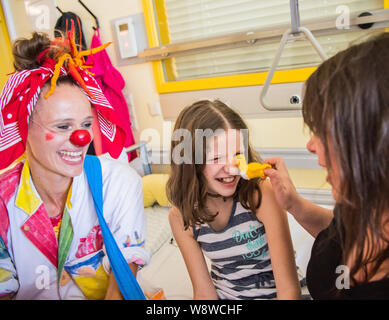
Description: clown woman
xmin=0 ymin=31 xmax=150 ymax=300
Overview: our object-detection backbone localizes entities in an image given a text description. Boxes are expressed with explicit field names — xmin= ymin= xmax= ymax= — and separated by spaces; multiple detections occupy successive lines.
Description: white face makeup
xmin=26 ymin=83 xmax=94 ymax=179
xmin=203 ymin=129 xmax=245 ymax=197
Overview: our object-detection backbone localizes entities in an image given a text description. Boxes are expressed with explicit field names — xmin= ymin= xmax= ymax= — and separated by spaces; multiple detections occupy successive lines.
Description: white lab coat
xmin=0 ymin=156 xmax=150 ymax=300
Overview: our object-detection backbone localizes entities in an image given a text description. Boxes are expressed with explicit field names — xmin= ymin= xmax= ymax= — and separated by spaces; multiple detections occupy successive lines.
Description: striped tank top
xmin=193 ymin=198 xmax=277 ymax=300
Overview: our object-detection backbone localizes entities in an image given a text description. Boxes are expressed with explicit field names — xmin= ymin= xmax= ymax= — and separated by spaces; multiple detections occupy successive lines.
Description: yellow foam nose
xmin=235 ymin=154 xmax=248 ymax=173
xmin=234 ymin=154 xmax=271 ymax=179
xmin=246 ymin=163 xmax=271 ymax=179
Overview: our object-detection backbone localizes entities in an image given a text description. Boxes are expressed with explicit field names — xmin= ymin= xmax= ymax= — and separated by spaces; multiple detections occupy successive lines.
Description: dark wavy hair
xmin=166 ymin=100 xmax=264 ymax=229
xmin=12 ymin=32 xmax=71 ymax=71
xmin=303 ymin=32 xmax=389 ymax=284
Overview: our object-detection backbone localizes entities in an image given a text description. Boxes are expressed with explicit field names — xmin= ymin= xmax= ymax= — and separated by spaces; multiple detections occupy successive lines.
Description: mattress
xmin=144 ymin=205 xmax=173 ymax=255
xmin=138 ymin=237 xmax=194 ymax=300
xmin=139 ymin=205 xmax=194 ymax=299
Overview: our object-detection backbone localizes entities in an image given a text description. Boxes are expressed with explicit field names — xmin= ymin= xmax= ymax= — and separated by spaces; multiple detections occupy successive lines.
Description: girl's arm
xmin=104 ymin=263 xmax=138 ymax=300
xmin=169 ymin=207 xmax=218 ymax=300
xmin=256 ymin=180 xmax=301 ymax=300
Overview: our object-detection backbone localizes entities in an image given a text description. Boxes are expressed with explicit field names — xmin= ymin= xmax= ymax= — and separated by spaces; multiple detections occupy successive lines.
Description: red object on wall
xmin=87 ymin=28 xmax=137 ymax=161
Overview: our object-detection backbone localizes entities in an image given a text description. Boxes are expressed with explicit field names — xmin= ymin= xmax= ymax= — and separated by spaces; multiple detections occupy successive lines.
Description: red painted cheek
xmin=45 ymin=132 xmax=55 ymax=141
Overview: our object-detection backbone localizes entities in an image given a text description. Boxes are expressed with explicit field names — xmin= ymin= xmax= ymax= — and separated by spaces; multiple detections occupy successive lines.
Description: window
xmin=143 ymin=0 xmax=386 ymax=93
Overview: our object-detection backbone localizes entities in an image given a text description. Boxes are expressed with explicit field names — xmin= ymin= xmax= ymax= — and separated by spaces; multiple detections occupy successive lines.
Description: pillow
xmin=142 ymin=174 xmax=170 ymax=207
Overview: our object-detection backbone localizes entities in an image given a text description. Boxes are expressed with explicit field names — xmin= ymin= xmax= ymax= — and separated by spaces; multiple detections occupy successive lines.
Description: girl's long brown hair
xmin=167 ymin=100 xmax=263 ymax=229
xmin=303 ymin=32 xmax=389 ymax=284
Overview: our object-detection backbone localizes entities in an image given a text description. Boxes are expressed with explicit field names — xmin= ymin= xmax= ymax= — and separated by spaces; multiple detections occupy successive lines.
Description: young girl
xmin=167 ymin=100 xmax=304 ymax=300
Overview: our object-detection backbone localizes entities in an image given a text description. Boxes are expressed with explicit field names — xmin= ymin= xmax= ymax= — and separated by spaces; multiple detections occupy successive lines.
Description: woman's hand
xmin=263 ymin=157 xmax=301 ymax=214
xmin=264 ymin=157 xmax=334 ymax=238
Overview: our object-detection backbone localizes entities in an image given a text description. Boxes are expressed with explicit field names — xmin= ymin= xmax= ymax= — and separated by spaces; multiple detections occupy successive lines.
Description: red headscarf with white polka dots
xmin=0 ymin=54 xmax=126 ymax=170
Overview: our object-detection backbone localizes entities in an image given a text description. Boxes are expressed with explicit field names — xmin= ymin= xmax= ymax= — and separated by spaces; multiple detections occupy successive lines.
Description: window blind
xmin=158 ymin=0 xmax=383 ymax=80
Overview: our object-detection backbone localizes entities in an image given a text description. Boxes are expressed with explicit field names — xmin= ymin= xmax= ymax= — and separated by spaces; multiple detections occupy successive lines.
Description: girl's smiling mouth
xmin=216 ymin=176 xmax=238 ymax=185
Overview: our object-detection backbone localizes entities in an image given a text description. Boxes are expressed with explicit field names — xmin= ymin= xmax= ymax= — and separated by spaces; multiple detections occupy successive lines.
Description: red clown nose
xmin=69 ymin=130 xmax=91 ymax=147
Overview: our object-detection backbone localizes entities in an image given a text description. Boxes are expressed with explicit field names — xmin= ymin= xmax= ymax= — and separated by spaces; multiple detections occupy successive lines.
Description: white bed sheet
xmin=143 ymin=205 xmax=173 ymax=255
xmin=138 ymin=238 xmax=195 ymax=300
xmin=139 ymin=205 xmax=195 ymax=299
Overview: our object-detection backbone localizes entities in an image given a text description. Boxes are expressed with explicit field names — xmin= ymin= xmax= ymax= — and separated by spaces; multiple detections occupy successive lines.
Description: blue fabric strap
xmin=84 ymin=155 xmax=146 ymax=300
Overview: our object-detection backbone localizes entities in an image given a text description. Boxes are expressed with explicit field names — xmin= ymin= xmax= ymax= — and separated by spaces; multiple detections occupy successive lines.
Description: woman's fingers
xmin=263 ymin=157 xmax=298 ymax=211
xmin=264 ymin=156 xmax=287 ymax=171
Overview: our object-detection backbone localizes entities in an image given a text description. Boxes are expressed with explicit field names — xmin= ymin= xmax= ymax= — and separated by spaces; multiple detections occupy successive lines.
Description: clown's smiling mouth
xmin=57 ymin=150 xmax=83 ymax=162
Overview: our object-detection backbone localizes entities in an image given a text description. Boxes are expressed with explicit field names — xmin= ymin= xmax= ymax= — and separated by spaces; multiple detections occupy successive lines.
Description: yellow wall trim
xmin=143 ymin=0 xmax=385 ymax=94
xmin=0 ymin=3 xmax=13 ymax=90
xmin=143 ymin=0 xmax=317 ymax=93
xmin=155 ymin=67 xmax=316 ymax=93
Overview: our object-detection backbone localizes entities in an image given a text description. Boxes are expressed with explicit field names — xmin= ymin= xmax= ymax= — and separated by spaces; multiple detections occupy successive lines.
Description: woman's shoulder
xmin=252 ymin=178 xmax=277 ymax=207
xmin=98 ymin=155 xmax=141 ymax=183
xmin=247 ymin=178 xmax=276 ymax=202
xmin=168 ymin=206 xmax=195 ymax=237
xmin=168 ymin=206 xmax=183 ymax=226
xmin=258 ymin=178 xmax=275 ymax=194
xmin=96 ymin=156 xmax=142 ymax=199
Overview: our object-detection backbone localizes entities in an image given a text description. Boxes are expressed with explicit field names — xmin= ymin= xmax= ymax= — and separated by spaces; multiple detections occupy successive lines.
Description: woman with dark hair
xmin=264 ymin=32 xmax=389 ymax=299
xmin=0 ymin=31 xmax=149 ymax=299
xmin=167 ymin=100 xmax=306 ymax=300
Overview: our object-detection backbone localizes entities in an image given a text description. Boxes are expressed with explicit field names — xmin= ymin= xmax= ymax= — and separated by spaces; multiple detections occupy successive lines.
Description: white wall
xmin=4 ymin=0 xmax=330 ymax=190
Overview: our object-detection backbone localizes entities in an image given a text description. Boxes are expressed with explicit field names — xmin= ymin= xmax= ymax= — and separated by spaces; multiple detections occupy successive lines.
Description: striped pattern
xmin=97 ymin=111 xmax=116 ymax=142
xmin=84 ymin=77 xmax=117 ymax=143
xmin=0 ymin=66 xmax=56 ymax=170
xmin=86 ymin=85 xmax=113 ymax=109
xmin=0 ymin=70 xmax=32 ymax=112
xmin=0 ymin=70 xmax=31 ymax=148
xmin=194 ymin=199 xmax=277 ymax=300
xmin=0 ymin=122 xmax=21 ymax=152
